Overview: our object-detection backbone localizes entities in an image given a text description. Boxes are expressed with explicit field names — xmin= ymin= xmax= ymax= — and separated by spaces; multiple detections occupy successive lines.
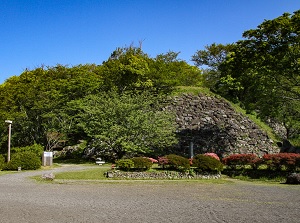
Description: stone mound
xmin=167 ymin=93 xmax=278 ymax=157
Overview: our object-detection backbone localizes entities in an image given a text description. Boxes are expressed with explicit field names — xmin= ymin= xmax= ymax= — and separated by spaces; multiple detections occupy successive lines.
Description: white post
xmin=5 ymin=120 xmax=12 ymax=163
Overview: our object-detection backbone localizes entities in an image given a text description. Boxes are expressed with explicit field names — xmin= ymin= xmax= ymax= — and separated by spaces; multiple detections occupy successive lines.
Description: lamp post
xmin=5 ymin=120 xmax=12 ymax=163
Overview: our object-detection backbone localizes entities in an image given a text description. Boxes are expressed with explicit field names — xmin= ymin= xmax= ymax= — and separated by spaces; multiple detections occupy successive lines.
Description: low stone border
xmin=105 ymin=170 xmax=221 ymax=180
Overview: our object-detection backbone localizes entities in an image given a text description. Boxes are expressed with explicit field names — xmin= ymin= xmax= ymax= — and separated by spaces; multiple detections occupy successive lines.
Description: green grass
xmin=229 ymin=102 xmax=278 ymax=142
xmin=172 ymin=86 xmax=215 ymax=96
xmin=54 ymin=166 xmax=110 ymax=180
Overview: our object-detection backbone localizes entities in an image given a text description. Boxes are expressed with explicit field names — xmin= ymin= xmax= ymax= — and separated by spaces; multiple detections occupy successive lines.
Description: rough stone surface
xmin=41 ymin=172 xmax=55 ymax=181
xmin=106 ymin=170 xmax=221 ymax=180
xmin=286 ymin=173 xmax=300 ymax=184
xmin=166 ymin=93 xmax=278 ymax=158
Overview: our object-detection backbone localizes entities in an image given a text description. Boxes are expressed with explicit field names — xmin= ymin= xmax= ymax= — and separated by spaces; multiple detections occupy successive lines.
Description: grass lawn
xmin=54 ymin=166 xmax=110 ymax=180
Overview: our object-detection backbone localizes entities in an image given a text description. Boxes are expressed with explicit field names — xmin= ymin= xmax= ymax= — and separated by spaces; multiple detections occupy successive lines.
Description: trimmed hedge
xmin=132 ymin=157 xmax=153 ymax=170
xmin=5 ymin=151 xmax=41 ymax=170
xmin=116 ymin=159 xmax=134 ymax=171
xmin=160 ymin=154 xmax=190 ymax=171
xmin=11 ymin=143 xmax=44 ymax=157
xmin=222 ymin=153 xmax=300 ymax=171
xmin=263 ymin=153 xmax=300 ymax=171
xmin=192 ymin=154 xmax=223 ymax=172
xmin=0 ymin=154 xmax=5 ymax=170
xmin=222 ymin=154 xmax=262 ymax=170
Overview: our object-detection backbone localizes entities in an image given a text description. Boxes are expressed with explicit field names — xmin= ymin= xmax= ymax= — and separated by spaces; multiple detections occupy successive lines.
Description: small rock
xmin=42 ymin=173 xmax=55 ymax=181
xmin=286 ymin=173 xmax=300 ymax=184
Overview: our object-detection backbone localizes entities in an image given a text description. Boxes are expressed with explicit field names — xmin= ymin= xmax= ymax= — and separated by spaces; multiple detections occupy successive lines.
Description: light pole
xmin=5 ymin=120 xmax=12 ymax=163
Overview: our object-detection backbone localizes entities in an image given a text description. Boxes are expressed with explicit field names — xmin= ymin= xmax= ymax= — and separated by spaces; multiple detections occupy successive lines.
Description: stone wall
xmin=106 ymin=170 xmax=221 ymax=180
xmin=166 ymin=93 xmax=278 ymax=158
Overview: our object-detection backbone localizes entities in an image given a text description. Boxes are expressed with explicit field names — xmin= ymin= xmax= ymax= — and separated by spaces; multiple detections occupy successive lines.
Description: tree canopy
xmin=193 ymin=10 xmax=300 ymax=140
xmin=0 ymin=47 xmax=198 ymax=158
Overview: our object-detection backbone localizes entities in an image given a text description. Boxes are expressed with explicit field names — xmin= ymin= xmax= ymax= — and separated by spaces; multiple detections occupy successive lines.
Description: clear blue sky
xmin=0 ymin=0 xmax=299 ymax=84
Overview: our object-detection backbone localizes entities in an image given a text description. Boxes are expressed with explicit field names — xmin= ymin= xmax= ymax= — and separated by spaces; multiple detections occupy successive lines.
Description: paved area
xmin=0 ymin=166 xmax=300 ymax=223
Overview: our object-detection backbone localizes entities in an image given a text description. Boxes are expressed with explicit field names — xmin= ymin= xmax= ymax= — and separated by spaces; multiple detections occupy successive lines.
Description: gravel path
xmin=0 ymin=166 xmax=300 ymax=223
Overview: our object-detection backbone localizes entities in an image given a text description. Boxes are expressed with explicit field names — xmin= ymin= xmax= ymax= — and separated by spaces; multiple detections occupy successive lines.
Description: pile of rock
xmin=106 ymin=170 xmax=221 ymax=180
xmin=166 ymin=93 xmax=278 ymax=158
xmin=286 ymin=173 xmax=300 ymax=184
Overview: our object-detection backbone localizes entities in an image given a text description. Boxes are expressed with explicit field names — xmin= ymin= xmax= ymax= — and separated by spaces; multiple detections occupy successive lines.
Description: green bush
xmin=116 ymin=159 xmax=134 ymax=171
xmin=0 ymin=154 xmax=5 ymax=170
xmin=192 ymin=154 xmax=223 ymax=172
xmin=165 ymin=154 xmax=190 ymax=170
xmin=132 ymin=157 xmax=153 ymax=171
xmin=5 ymin=151 xmax=41 ymax=170
xmin=11 ymin=143 xmax=44 ymax=157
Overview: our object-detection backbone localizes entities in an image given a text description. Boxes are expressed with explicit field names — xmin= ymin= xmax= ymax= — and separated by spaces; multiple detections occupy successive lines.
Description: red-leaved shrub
xmin=263 ymin=153 xmax=300 ymax=171
xmin=222 ymin=154 xmax=261 ymax=170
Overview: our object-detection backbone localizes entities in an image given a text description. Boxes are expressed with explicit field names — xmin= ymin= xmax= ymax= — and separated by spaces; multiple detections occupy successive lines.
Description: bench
xmin=95 ymin=158 xmax=105 ymax=165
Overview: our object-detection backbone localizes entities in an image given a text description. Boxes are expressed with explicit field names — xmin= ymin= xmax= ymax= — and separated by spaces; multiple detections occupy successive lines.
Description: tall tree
xmin=218 ymin=10 xmax=300 ymax=138
xmin=192 ymin=43 xmax=234 ymax=91
xmin=70 ymin=91 xmax=178 ymax=160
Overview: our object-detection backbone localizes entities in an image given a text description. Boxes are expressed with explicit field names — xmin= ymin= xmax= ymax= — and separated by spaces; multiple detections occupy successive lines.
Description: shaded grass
xmin=223 ymin=169 xmax=290 ymax=183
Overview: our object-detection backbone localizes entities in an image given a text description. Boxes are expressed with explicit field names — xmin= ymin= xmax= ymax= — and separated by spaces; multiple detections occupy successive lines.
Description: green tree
xmin=207 ymin=11 xmax=300 ymax=140
xmin=151 ymin=51 xmax=203 ymax=88
xmin=100 ymin=47 xmax=153 ymax=92
xmin=71 ymin=91 xmax=178 ymax=160
xmin=0 ymin=64 xmax=103 ymax=150
xmin=192 ymin=43 xmax=235 ymax=91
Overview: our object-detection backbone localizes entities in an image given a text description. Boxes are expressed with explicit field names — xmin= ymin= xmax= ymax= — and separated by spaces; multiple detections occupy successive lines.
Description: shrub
xmin=192 ymin=154 xmax=223 ymax=172
xmin=0 ymin=154 xmax=5 ymax=170
xmin=11 ymin=143 xmax=44 ymax=157
xmin=145 ymin=157 xmax=158 ymax=163
xmin=222 ymin=154 xmax=261 ymax=170
xmin=164 ymin=154 xmax=190 ymax=171
xmin=5 ymin=151 xmax=41 ymax=170
xmin=158 ymin=156 xmax=169 ymax=169
xmin=132 ymin=157 xmax=153 ymax=171
xmin=263 ymin=153 xmax=300 ymax=171
xmin=116 ymin=159 xmax=134 ymax=171
xmin=204 ymin=153 xmax=220 ymax=161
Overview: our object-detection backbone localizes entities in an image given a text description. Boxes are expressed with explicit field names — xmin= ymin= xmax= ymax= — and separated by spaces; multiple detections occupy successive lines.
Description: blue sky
xmin=0 ymin=0 xmax=299 ymax=84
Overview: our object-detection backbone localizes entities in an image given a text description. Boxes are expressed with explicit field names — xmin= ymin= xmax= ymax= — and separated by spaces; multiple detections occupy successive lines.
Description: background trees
xmin=0 ymin=47 xmax=197 ymax=159
xmin=1 ymin=10 xmax=299 ymax=158
xmin=193 ymin=10 xmax=300 ymax=142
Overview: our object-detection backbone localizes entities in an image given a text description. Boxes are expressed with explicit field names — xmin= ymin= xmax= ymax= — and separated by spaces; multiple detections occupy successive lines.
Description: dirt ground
xmin=0 ymin=166 xmax=299 ymax=223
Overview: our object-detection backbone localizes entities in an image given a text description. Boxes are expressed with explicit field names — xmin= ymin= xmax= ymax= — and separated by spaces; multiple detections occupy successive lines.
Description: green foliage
xmin=72 ymin=90 xmax=178 ymax=160
xmin=164 ymin=154 xmax=190 ymax=171
xmin=131 ymin=157 xmax=153 ymax=171
xmin=0 ymin=154 xmax=5 ymax=170
xmin=116 ymin=159 xmax=134 ymax=171
xmin=5 ymin=151 xmax=41 ymax=170
xmin=0 ymin=64 xmax=103 ymax=149
xmin=217 ymin=11 xmax=300 ymax=139
xmin=192 ymin=154 xmax=223 ymax=172
xmin=192 ymin=43 xmax=235 ymax=91
xmin=11 ymin=143 xmax=44 ymax=157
